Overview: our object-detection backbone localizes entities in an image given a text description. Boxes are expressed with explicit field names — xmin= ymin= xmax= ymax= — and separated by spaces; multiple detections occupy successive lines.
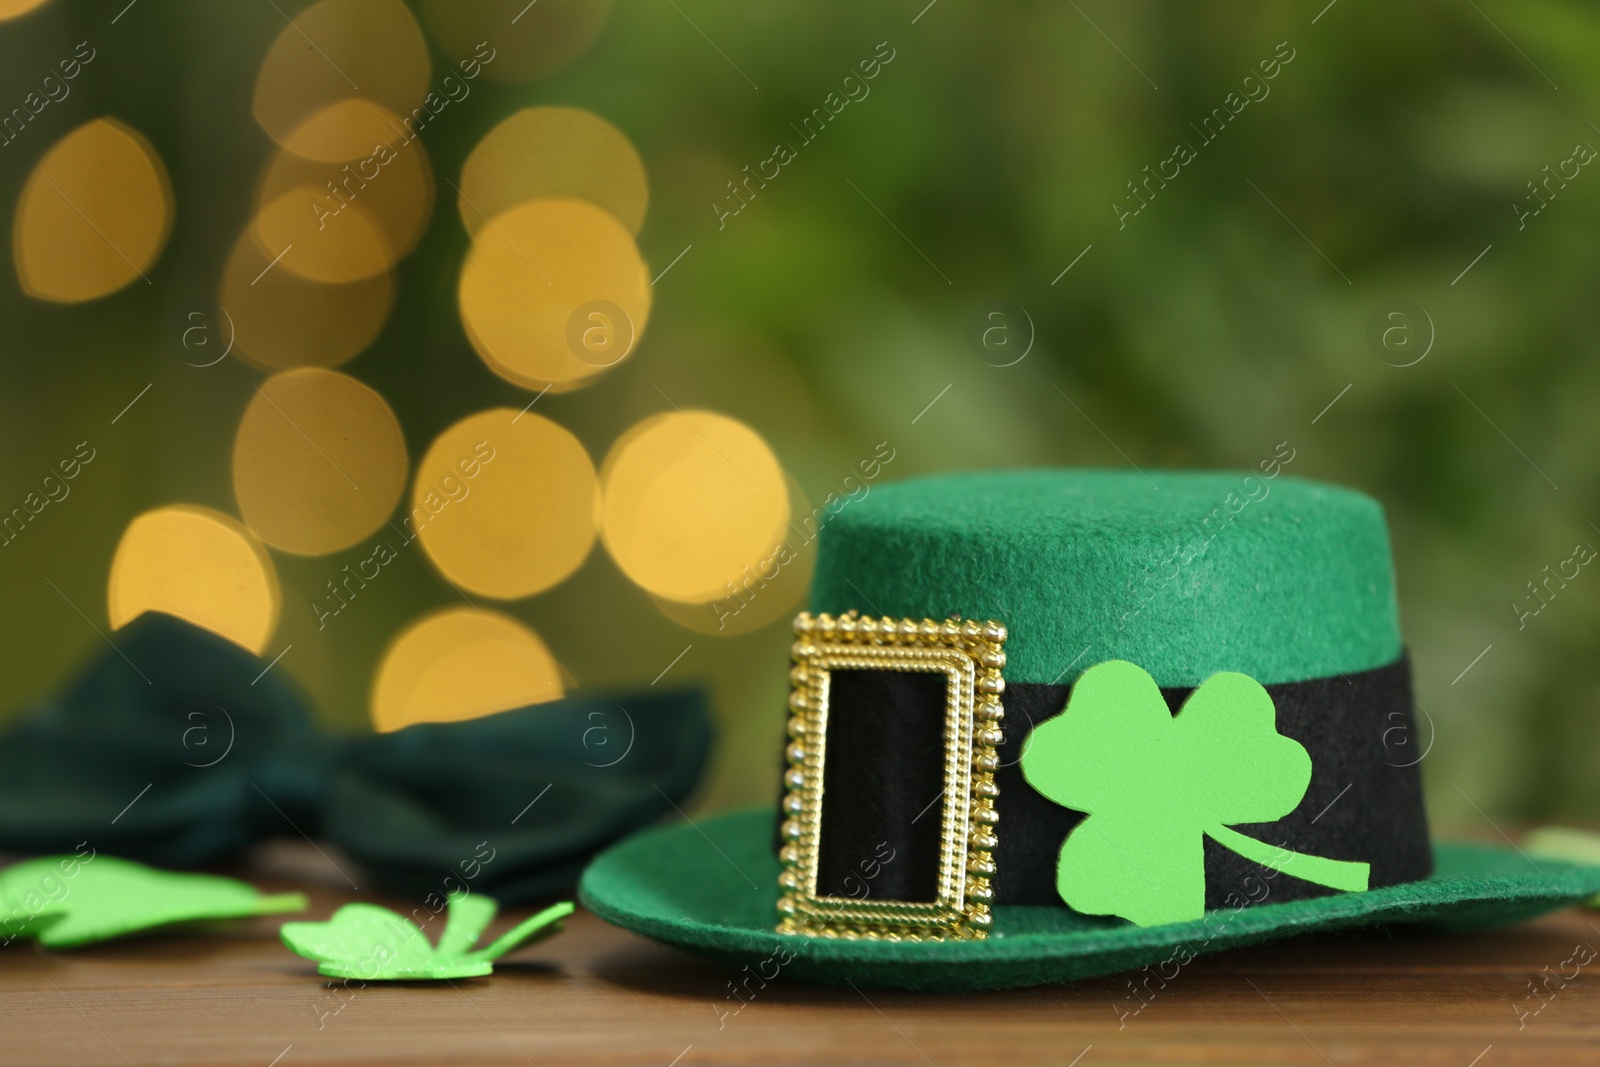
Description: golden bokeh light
xmin=279 ymin=97 xmax=402 ymax=164
xmin=232 ymin=369 xmax=408 ymax=556
xmin=459 ymin=107 xmax=647 ymax=236
xmin=0 ymin=0 xmax=51 ymax=22
xmin=13 ymin=118 xmax=172 ymax=303
xmin=652 ymin=476 xmax=815 ymax=635
xmin=371 ymin=606 xmax=564 ymax=732
xmin=252 ymin=0 xmax=429 ymax=162
xmin=256 ymin=122 xmax=434 ymax=276
xmin=601 ymin=411 xmax=791 ymax=605
xmin=459 ymin=199 xmax=651 ymax=392
xmin=419 ymin=0 xmax=612 ymax=84
xmin=253 ymin=184 xmax=396 ymax=284
xmin=413 ymin=408 xmax=600 ymax=600
xmin=108 ymin=505 xmax=280 ymax=655
xmin=219 ymin=229 xmax=395 ymax=372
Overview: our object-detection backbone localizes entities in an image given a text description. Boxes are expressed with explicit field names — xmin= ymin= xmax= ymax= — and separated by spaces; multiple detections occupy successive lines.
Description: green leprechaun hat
xmin=579 ymin=469 xmax=1600 ymax=991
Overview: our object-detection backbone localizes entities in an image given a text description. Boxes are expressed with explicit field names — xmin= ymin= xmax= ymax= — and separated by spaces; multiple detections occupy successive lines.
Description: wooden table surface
xmin=3 ymin=849 xmax=1599 ymax=1067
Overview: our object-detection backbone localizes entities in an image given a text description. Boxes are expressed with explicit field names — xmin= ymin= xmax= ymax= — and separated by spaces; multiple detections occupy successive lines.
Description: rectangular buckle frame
xmin=777 ymin=611 xmax=1006 ymax=941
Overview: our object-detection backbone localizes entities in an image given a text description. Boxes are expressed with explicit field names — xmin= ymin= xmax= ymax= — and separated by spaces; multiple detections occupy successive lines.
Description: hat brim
xmin=579 ymin=808 xmax=1600 ymax=991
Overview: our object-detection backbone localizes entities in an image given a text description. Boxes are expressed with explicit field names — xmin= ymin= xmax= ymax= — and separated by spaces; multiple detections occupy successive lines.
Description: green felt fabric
xmin=1526 ymin=827 xmax=1600 ymax=907
xmin=578 ymin=810 xmax=1600 ymax=992
xmin=809 ymin=469 xmax=1401 ymax=686
xmin=0 ymin=855 xmax=306 ymax=949
xmin=0 ymin=612 xmax=712 ymax=904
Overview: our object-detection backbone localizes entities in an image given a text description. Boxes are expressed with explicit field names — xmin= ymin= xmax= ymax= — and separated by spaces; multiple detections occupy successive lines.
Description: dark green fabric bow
xmin=0 ymin=613 xmax=711 ymax=903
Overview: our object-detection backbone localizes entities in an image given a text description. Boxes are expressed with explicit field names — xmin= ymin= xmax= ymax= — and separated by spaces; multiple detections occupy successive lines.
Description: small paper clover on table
xmin=281 ymin=893 xmax=574 ymax=980
xmin=0 ymin=855 xmax=306 ymax=948
xmin=1021 ymin=659 xmax=1370 ymax=927
xmin=1526 ymin=827 xmax=1600 ymax=907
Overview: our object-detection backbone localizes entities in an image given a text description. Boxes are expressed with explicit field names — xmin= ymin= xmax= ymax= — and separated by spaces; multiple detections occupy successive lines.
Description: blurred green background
xmin=0 ymin=0 xmax=1595 ymax=827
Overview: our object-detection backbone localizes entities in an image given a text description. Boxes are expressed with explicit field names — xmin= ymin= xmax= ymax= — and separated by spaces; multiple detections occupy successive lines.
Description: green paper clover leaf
xmin=0 ymin=854 xmax=306 ymax=948
xmin=1525 ymin=827 xmax=1600 ymax=908
xmin=280 ymin=893 xmax=574 ymax=980
xmin=1021 ymin=660 xmax=1370 ymax=927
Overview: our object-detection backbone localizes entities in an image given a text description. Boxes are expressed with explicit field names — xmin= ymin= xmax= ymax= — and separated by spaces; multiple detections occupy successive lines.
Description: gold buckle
xmin=777 ymin=611 xmax=1006 ymax=940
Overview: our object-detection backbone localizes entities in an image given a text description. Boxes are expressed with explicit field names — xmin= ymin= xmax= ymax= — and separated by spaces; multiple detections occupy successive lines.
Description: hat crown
xmin=809 ymin=468 xmax=1402 ymax=686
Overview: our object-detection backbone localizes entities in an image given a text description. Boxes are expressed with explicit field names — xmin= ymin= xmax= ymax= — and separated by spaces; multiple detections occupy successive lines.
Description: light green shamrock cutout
xmin=1021 ymin=660 xmax=1370 ymax=927
xmin=0 ymin=854 xmax=306 ymax=948
xmin=280 ymin=894 xmax=574 ymax=980
xmin=1525 ymin=827 xmax=1600 ymax=907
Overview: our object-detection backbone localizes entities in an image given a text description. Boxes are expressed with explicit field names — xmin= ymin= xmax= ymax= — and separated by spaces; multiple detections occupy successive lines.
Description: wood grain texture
xmin=2 ymin=874 xmax=1598 ymax=1066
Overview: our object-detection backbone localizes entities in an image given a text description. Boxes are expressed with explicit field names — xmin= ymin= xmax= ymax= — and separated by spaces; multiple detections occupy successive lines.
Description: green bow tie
xmin=0 ymin=613 xmax=710 ymax=903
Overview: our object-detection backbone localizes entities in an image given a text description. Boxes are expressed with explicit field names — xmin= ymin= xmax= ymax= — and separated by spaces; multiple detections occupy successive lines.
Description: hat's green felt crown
xmin=808 ymin=469 xmax=1402 ymax=687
